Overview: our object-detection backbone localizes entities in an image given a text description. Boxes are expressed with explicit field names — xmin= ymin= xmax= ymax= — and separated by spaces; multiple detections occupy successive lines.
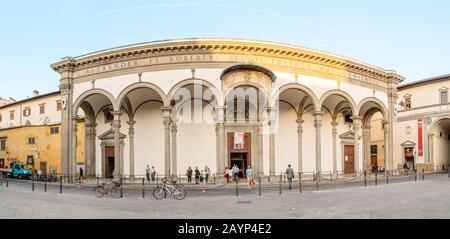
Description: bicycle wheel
xmin=111 ymin=186 xmax=121 ymax=199
xmin=173 ymin=186 xmax=187 ymax=200
xmin=153 ymin=186 xmax=166 ymax=200
xmin=94 ymin=186 xmax=105 ymax=198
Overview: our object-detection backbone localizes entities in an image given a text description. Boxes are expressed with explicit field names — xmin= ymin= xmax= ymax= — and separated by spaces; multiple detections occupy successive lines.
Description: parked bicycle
xmin=153 ymin=177 xmax=187 ymax=200
xmin=94 ymin=181 xmax=121 ymax=198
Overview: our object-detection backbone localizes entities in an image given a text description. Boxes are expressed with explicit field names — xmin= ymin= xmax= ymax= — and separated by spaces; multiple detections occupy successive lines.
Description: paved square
xmin=0 ymin=175 xmax=449 ymax=219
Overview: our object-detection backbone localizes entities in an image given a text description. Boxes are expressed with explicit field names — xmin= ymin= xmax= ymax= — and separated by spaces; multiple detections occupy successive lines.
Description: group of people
xmin=224 ymin=165 xmax=255 ymax=189
xmin=145 ymin=165 xmax=157 ymax=182
xmin=186 ymin=166 xmax=211 ymax=184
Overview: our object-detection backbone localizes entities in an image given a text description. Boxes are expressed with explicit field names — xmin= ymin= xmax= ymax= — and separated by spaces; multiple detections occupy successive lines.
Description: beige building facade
xmin=395 ymin=75 xmax=450 ymax=172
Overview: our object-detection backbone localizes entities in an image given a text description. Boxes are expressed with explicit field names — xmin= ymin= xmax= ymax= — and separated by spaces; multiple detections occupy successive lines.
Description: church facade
xmin=50 ymin=38 xmax=404 ymax=180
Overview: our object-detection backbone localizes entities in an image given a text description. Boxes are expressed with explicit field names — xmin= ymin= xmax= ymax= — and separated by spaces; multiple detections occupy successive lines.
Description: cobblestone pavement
xmin=0 ymin=174 xmax=449 ymax=219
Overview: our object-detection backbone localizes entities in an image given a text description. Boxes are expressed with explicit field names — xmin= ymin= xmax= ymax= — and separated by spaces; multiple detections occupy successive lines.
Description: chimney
xmin=33 ymin=90 xmax=39 ymax=97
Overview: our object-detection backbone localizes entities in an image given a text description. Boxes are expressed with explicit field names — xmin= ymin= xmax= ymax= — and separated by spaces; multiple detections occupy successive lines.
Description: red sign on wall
xmin=418 ymin=119 xmax=423 ymax=157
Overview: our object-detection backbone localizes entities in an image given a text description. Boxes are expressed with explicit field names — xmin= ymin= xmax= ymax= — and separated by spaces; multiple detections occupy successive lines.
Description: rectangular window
xmin=405 ymin=98 xmax=411 ymax=110
xmin=56 ymin=101 xmax=62 ymax=111
xmin=371 ymin=145 xmax=378 ymax=155
xmin=28 ymin=137 xmax=36 ymax=145
xmin=27 ymin=155 xmax=34 ymax=165
xmin=23 ymin=107 xmax=31 ymax=117
xmin=10 ymin=111 xmax=14 ymax=120
xmin=50 ymin=127 xmax=59 ymax=135
xmin=441 ymin=91 xmax=448 ymax=104
xmin=0 ymin=139 xmax=6 ymax=151
xmin=39 ymin=104 xmax=46 ymax=114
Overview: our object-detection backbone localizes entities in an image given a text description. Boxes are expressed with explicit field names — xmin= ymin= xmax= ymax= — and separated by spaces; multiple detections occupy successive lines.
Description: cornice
xmin=51 ymin=38 xmax=405 ymax=84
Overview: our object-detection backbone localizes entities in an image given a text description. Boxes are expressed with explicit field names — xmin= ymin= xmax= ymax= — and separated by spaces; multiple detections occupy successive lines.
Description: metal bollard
xmin=364 ymin=171 xmax=367 ymax=187
xmin=386 ymin=171 xmax=389 ymax=185
xmin=142 ymin=178 xmax=145 ymax=199
xmin=279 ymin=175 xmax=282 ymax=195
xmin=299 ymin=173 xmax=302 ymax=194
xmin=415 ymin=170 xmax=418 ymax=182
xmin=214 ymin=173 xmax=216 ymax=184
xmin=375 ymin=171 xmax=378 ymax=186
xmin=59 ymin=176 xmax=63 ymax=194
xmin=258 ymin=177 xmax=261 ymax=196
xmin=6 ymin=178 xmax=8 ymax=188
xmin=422 ymin=169 xmax=425 ymax=180
xmin=330 ymin=171 xmax=333 ymax=181
xmin=235 ymin=181 xmax=239 ymax=197
xmin=32 ymin=177 xmax=35 ymax=192
xmin=97 ymin=175 xmax=99 ymax=186
xmin=336 ymin=172 xmax=339 ymax=181
xmin=44 ymin=179 xmax=47 ymax=193
xmin=315 ymin=173 xmax=319 ymax=192
xmin=120 ymin=178 xmax=123 ymax=198
xmin=448 ymin=167 xmax=450 ymax=178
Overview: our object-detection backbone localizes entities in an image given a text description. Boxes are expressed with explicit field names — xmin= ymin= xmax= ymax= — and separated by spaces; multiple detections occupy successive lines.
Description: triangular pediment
xmin=339 ymin=131 xmax=362 ymax=140
xmin=401 ymin=140 xmax=416 ymax=147
xmin=98 ymin=128 xmax=126 ymax=140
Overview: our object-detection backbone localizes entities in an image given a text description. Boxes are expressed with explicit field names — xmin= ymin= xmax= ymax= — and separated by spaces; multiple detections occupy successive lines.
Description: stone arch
xmin=358 ymin=97 xmax=388 ymax=120
xmin=73 ymin=89 xmax=116 ymax=116
xmin=272 ymin=83 xmax=319 ymax=115
xmin=318 ymin=90 xmax=358 ymax=114
xmin=429 ymin=117 xmax=450 ymax=133
xmin=167 ymin=78 xmax=222 ymax=106
xmin=116 ymin=82 xmax=169 ymax=110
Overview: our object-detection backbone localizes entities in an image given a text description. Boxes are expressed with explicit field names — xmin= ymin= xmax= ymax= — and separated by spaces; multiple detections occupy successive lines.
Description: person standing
xmin=187 ymin=167 xmax=193 ymax=184
xmin=224 ymin=167 xmax=230 ymax=184
xmin=151 ymin=166 xmax=156 ymax=182
xmin=205 ymin=166 xmax=210 ymax=184
xmin=145 ymin=165 xmax=151 ymax=182
xmin=246 ymin=166 xmax=253 ymax=190
xmin=195 ymin=167 xmax=201 ymax=184
xmin=286 ymin=164 xmax=295 ymax=190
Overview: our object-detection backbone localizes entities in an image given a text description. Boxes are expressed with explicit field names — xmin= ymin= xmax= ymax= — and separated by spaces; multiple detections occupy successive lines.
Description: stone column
xmin=171 ymin=122 xmax=178 ymax=178
xmin=365 ymin=125 xmax=372 ymax=170
xmin=297 ymin=119 xmax=304 ymax=173
xmin=71 ymin=117 xmax=78 ymax=183
xmin=84 ymin=123 xmax=92 ymax=178
xmin=91 ymin=123 xmax=97 ymax=177
xmin=331 ymin=121 xmax=338 ymax=173
xmin=428 ymin=133 xmax=434 ymax=164
xmin=128 ymin=120 xmax=136 ymax=180
xmin=257 ymin=123 xmax=265 ymax=177
xmin=162 ymin=107 xmax=172 ymax=177
xmin=215 ymin=106 xmax=226 ymax=176
xmin=352 ymin=116 xmax=362 ymax=173
xmin=58 ymin=63 xmax=74 ymax=181
xmin=383 ymin=121 xmax=390 ymax=170
xmin=314 ymin=112 xmax=324 ymax=173
xmin=269 ymin=108 xmax=276 ymax=177
xmin=112 ymin=111 xmax=122 ymax=179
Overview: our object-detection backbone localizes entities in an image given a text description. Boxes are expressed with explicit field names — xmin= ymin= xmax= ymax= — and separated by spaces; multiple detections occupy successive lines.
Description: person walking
xmin=286 ymin=164 xmax=295 ymax=190
xmin=224 ymin=167 xmax=230 ymax=184
xmin=146 ymin=165 xmax=151 ymax=182
xmin=151 ymin=166 xmax=156 ymax=182
xmin=195 ymin=167 xmax=201 ymax=184
xmin=246 ymin=166 xmax=254 ymax=190
xmin=233 ymin=165 xmax=240 ymax=183
xmin=187 ymin=167 xmax=193 ymax=184
xmin=79 ymin=167 xmax=84 ymax=181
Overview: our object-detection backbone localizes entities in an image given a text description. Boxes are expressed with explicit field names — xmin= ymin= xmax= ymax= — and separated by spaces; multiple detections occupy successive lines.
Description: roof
xmin=398 ymin=74 xmax=450 ymax=91
xmin=0 ymin=91 xmax=61 ymax=110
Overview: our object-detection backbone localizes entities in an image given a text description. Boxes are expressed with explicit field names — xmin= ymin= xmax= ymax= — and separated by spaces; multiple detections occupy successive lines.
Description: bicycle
xmin=153 ymin=178 xmax=187 ymax=200
xmin=94 ymin=181 xmax=121 ymax=198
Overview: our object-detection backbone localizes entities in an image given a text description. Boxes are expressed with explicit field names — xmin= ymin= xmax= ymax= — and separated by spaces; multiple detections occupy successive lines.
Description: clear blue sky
xmin=1 ymin=0 xmax=449 ymax=100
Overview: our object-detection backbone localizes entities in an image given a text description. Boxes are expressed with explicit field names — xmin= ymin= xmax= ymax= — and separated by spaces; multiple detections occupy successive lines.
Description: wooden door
xmin=105 ymin=146 xmax=115 ymax=178
xmin=227 ymin=133 xmax=252 ymax=170
xmin=371 ymin=155 xmax=378 ymax=167
xmin=344 ymin=145 xmax=355 ymax=174
xmin=40 ymin=162 xmax=47 ymax=176
xmin=0 ymin=159 xmax=4 ymax=168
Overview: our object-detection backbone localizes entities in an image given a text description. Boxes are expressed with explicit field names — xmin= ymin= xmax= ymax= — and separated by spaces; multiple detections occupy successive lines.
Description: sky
xmin=1 ymin=0 xmax=449 ymax=100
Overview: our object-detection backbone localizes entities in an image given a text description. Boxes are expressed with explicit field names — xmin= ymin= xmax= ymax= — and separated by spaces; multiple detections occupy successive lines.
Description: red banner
xmin=418 ymin=119 xmax=423 ymax=157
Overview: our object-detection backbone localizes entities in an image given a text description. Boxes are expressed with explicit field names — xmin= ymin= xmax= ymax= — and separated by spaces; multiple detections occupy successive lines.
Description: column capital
xmin=171 ymin=123 xmax=178 ymax=134
xmin=313 ymin=111 xmax=324 ymax=117
xmin=331 ymin=121 xmax=339 ymax=127
xmin=296 ymin=119 xmax=305 ymax=124
xmin=127 ymin=120 xmax=136 ymax=126
xmin=111 ymin=111 xmax=122 ymax=117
